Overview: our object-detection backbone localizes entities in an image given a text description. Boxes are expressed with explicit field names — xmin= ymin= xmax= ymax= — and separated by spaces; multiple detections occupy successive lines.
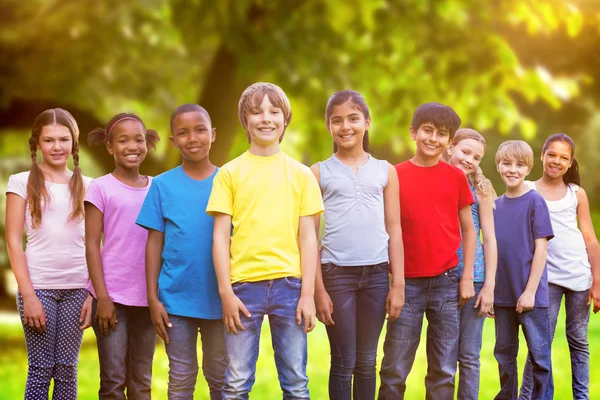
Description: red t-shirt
xmin=396 ymin=160 xmax=475 ymax=278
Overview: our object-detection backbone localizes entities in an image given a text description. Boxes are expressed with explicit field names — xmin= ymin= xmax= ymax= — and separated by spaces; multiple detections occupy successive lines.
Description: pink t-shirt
xmin=6 ymin=171 xmax=92 ymax=289
xmin=85 ymin=174 xmax=152 ymax=306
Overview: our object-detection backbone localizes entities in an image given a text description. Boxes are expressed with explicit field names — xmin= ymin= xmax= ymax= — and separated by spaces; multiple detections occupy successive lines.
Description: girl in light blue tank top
xmin=309 ymin=90 xmax=405 ymax=400
xmin=444 ymin=128 xmax=497 ymax=400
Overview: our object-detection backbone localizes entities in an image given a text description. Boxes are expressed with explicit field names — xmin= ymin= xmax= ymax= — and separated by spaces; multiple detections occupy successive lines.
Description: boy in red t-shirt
xmin=378 ymin=103 xmax=477 ymax=400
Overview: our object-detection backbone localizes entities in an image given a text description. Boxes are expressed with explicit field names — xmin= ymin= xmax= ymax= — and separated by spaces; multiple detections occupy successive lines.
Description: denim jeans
xmin=165 ymin=315 xmax=227 ymax=400
xmin=91 ymin=300 xmax=156 ymax=400
xmin=378 ymin=266 xmax=460 ymax=400
xmin=457 ymin=282 xmax=486 ymax=400
xmin=493 ymin=306 xmax=550 ymax=400
xmin=321 ymin=262 xmax=389 ymax=400
xmin=520 ymin=284 xmax=590 ymax=400
xmin=18 ymin=289 xmax=88 ymax=400
xmin=223 ymin=277 xmax=308 ymax=400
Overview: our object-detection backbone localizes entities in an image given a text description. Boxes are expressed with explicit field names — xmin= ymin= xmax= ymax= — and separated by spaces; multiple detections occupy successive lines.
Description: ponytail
xmin=563 ymin=157 xmax=580 ymax=186
xmin=26 ymin=134 xmax=50 ymax=228
xmin=69 ymin=140 xmax=86 ymax=223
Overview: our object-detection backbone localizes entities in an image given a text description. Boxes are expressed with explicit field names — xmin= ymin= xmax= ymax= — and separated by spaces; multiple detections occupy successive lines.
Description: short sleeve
xmin=531 ymin=195 xmax=554 ymax=241
xmin=136 ymin=180 xmax=165 ymax=232
xmin=206 ymin=169 xmax=234 ymax=216
xmin=84 ymin=179 xmax=105 ymax=213
xmin=6 ymin=173 xmax=27 ymax=200
xmin=300 ymin=169 xmax=324 ymax=217
xmin=457 ymin=170 xmax=475 ymax=210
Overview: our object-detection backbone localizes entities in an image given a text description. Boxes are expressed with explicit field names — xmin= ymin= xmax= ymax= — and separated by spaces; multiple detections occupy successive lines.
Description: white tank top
xmin=526 ymin=181 xmax=592 ymax=291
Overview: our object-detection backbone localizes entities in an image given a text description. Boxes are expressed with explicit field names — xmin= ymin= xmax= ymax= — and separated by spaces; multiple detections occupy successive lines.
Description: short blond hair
xmin=495 ymin=140 xmax=534 ymax=169
xmin=238 ymin=82 xmax=292 ymax=142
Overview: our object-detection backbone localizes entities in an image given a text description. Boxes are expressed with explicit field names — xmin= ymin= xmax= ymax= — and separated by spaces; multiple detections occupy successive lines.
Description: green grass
xmin=0 ymin=307 xmax=599 ymax=399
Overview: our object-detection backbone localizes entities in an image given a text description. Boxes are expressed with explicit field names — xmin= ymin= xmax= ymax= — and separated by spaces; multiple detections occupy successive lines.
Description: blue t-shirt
xmin=493 ymin=190 xmax=554 ymax=307
xmin=136 ymin=166 xmax=222 ymax=319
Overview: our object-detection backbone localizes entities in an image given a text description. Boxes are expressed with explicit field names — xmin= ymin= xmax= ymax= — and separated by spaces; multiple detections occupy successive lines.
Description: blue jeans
xmin=520 ymin=284 xmax=590 ymax=400
xmin=165 ymin=315 xmax=227 ymax=400
xmin=493 ymin=306 xmax=551 ymax=400
xmin=457 ymin=282 xmax=486 ymax=400
xmin=378 ymin=267 xmax=460 ymax=400
xmin=223 ymin=277 xmax=309 ymax=400
xmin=322 ymin=263 xmax=389 ymax=400
xmin=91 ymin=300 xmax=156 ymax=400
xmin=17 ymin=289 xmax=88 ymax=400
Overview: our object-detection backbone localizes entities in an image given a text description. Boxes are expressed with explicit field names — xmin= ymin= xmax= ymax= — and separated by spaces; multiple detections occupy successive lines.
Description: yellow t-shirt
xmin=207 ymin=151 xmax=324 ymax=283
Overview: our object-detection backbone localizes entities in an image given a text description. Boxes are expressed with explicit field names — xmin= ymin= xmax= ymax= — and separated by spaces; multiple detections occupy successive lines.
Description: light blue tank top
xmin=457 ymin=183 xmax=485 ymax=282
xmin=319 ymin=154 xmax=390 ymax=266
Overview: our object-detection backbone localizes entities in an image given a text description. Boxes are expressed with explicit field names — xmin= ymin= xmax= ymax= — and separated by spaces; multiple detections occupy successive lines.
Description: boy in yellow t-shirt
xmin=206 ymin=82 xmax=324 ymax=399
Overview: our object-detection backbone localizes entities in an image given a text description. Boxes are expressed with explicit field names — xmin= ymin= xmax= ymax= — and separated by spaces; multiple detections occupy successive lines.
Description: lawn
xmin=0 ymin=305 xmax=599 ymax=399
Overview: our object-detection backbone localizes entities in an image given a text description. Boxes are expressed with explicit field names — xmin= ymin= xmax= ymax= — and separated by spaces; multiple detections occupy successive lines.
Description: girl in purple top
xmin=85 ymin=113 xmax=160 ymax=399
xmin=444 ymin=128 xmax=497 ymax=400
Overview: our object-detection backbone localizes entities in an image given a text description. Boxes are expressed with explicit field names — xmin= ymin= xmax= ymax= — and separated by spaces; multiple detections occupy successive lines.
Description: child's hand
xmin=149 ymin=298 xmax=172 ymax=343
xmin=96 ymin=297 xmax=118 ymax=336
xmin=588 ymin=280 xmax=600 ymax=314
xmin=516 ymin=291 xmax=535 ymax=313
xmin=22 ymin=293 xmax=46 ymax=333
xmin=296 ymin=294 xmax=316 ymax=334
xmin=315 ymin=289 xmax=334 ymax=326
xmin=222 ymin=292 xmax=251 ymax=335
xmin=474 ymin=285 xmax=494 ymax=317
xmin=386 ymin=285 xmax=405 ymax=321
xmin=487 ymin=305 xmax=495 ymax=319
xmin=458 ymin=279 xmax=475 ymax=308
xmin=79 ymin=294 xmax=93 ymax=330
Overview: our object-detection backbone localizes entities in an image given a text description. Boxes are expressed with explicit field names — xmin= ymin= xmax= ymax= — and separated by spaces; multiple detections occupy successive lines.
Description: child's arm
xmin=476 ymin=196 xmax=497 ymax=317
xmin=310 ymin=164 xmax=334 ymax=326
xmin=297 ymin=214 xmax=318 ymax=333
xmin=146 ymin=228 xmax=172 ymax=343
xmin=5 ymin=193 xmax=46 ymax=332
xmin=576 ymin=188 xmax=600 ymax=313
xmin=516 ymin=237 xmax=548 ymax=313
xmin=213 ymin=212 xmax=250 ymax=335
xmin=458 ymin=205 xmax=476 ymax=307
xmin=384 ymin=163 xmax=404 ymax=320
xmin=84 ymin=202 xmax=116 ymax=335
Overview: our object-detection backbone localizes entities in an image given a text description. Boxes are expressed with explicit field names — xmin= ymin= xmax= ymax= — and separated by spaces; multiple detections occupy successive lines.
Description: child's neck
xmin=39 ymin=162 xmax=71 ymax=182
xmin=182 ymin=156 xmax=216 ymax=181
xmin=504 ymin=182 xmax=529 ymax=198
xmin=112 ymin=165 xmax=147 ymax=187
xmin=538 ymin=173 xmax=566 ymax=189
xmin=410 ymin=152 xmax=440 ymax=168
xmin=335 ymin=146 xmax=369 ymax=165
xmin=249 ymin=141 xmax=280 ymax=157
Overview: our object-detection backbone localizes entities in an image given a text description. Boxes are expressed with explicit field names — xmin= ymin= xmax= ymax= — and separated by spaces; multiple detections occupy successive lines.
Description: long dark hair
xmin=541 ymin=133 xmax=580 ymax=186
xmin=325 ymin=90 xmax=370 ymax=153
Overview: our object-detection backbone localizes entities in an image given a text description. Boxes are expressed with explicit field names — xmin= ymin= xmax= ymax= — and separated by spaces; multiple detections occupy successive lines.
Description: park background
xmin=1 ymin=0 xmax=599 ymax=398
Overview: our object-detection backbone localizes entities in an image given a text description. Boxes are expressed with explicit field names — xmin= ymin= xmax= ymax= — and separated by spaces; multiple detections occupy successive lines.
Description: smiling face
xmin=541 ymin=140 xmax=573 ymax=180
xmin=497 ymin=157 xmax=530 ymax=190
xmin=106 ymin=119 xmax=148 ymax=169
xmin=410 ymin=122 xmax=451 ymax=160
xmin=38 ymin=124 xmax=73 ymax=168
xmin=327 ymin=101 xmax=370 ymax=151
xmin=446 ymin=138 xmax=485 ymax=175
xmin=245 ymin=96 xmax=286 ymax=147
xmin=169 ymin=111 xmax=215 ymax=163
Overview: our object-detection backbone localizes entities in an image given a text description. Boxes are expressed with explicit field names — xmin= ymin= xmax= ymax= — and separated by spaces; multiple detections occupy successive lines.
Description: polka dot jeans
xmin=17 ymin=289 xmax=88 ymax=400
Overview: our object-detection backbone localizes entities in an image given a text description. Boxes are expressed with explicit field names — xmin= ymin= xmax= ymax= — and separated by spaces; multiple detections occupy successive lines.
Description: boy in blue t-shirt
xmin=136 ymin=104 xmax=226 ymax=399
xmin=493 ymin=140 xmax=554 ymax=400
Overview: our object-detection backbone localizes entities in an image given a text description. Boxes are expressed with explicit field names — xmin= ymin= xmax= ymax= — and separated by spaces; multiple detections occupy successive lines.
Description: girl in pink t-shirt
xmin=5 ymin=108 xmax=93 ymax=400
xmin=85 ymin=113 xmax=160 ymax=399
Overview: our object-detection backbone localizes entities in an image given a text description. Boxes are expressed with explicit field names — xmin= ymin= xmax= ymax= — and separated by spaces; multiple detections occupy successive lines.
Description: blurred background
xmin=1 ymin=0 xmax=599 ymax=398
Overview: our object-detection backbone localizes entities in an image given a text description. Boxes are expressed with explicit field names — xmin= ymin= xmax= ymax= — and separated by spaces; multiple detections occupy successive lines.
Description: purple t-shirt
xmin=493 ymin=190 xmax=554 ymax=307
xmin=85 ymin=174 xmax=152 ymax=307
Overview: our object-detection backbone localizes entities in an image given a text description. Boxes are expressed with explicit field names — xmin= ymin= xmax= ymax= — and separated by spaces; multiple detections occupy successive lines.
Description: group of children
xmin=5 ymin=82 xmax=599 ymax=400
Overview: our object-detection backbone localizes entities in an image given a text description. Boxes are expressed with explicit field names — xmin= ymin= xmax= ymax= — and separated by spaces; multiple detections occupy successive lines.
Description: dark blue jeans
xmin=224 ymin=277 xmax=309 ymax=400
xmin=165 ymin=315 xmax=227 ymax=400
xmin=520 ymin=284 xmax=590 ymax=400
xmin=493 ymin=306 xmax=550 ymax=400
xmin=321 ymin=262 xmax=389 ymax=400
xmin=378 ymin=267 xmax=460 ymax=400
xmin=457 ymin=282 xmax=486 ymax=400
xmin=92 ymin=300 xmax=156 ymax=400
